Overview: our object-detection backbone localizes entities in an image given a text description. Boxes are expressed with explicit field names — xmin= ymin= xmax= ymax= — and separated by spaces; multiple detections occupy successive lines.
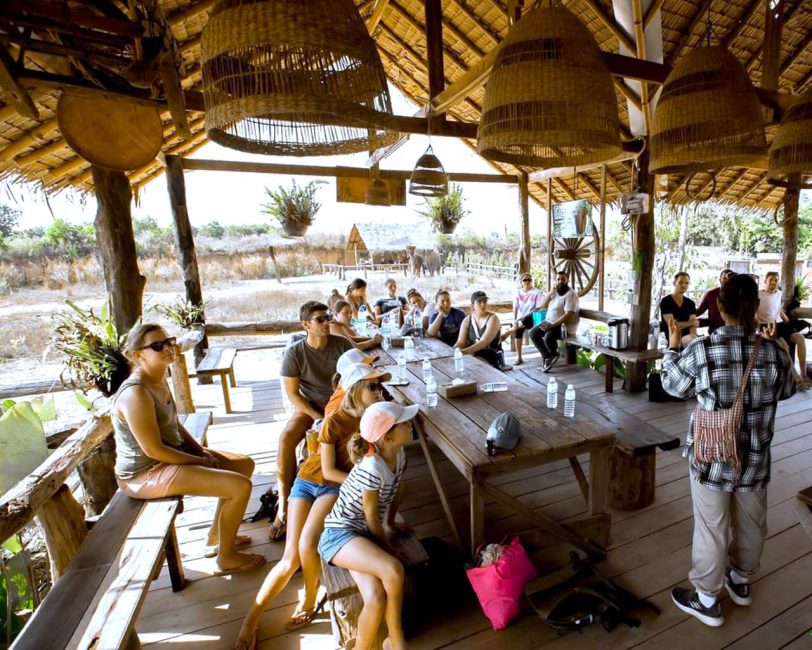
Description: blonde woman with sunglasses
xmin=113 ymin=323 xmax=266 ymax=576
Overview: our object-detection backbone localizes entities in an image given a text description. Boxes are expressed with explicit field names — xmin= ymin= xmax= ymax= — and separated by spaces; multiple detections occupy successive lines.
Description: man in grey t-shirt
xmin=271 ymin=301 xmax=352 ymax=540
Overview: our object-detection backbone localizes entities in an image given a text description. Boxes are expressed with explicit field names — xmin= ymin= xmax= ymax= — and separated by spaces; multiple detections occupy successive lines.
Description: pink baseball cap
xmin=360 ymin=402 xmax=420 ymax=444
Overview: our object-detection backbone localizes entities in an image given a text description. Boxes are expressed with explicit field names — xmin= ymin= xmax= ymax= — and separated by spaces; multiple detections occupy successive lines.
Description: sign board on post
xmin=552 ymin=199 xmax=592 ymax=237
xmin=336 ymin=177 xmax=407 ymax=206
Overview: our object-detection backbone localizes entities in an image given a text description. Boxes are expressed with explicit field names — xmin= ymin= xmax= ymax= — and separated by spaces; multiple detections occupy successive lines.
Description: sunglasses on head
xmin=138 ymin=337 xmax=176 ymax=352
xmin=365 ymin=381 xmax=384 ymax=392
xmin=310 ymin=314 xmax=332 ymax=324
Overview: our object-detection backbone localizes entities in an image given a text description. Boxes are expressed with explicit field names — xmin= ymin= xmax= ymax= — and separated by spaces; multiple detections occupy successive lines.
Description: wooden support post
xmin=518 ymin=171 xmax=531 ymax=275
xmin=165 ymin=155 xmax=210 ymax=381
xmin=546 ymin=178 xmax=553 ymax=290
xmin=268 ymin=246 xmax=282 ymax=284
xmin=35 ymin=484 xmax=88 ymax=580
xmin=626 ymin=140 xmax=655 ymax=392
xmin=781 ymin=178 xmax=800 ymax=299
xmin=598 ymin=164 xmax=607 ymax=311
xmin=91 ymin=166 xmax=145 ymax=335
xmin=425 ymin=0 xmax=444 ymax=134
xmin=169 ymin=351 xmax=195 ymax=414
xmin=76 ymin=437 xmax=117 ymax=515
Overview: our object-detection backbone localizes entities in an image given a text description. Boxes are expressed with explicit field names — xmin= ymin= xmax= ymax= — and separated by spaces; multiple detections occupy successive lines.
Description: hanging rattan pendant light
xmin=201 ymin=0 xmax=399 ymax=156
xmin=366 ymin=176 xmax=392 ymax=206
xmin=650 ymin=46 xmax=766 ymax=174
xmin=767 ymin=91 xmax=812 ymax=189
xmin=477 ymin=4 xmax=621 ymax=167
xmin=409 ymin=145 xmax=448 ymax=197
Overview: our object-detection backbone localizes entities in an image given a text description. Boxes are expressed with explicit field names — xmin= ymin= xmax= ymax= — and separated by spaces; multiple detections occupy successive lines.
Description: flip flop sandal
xmin=285 ymin=593 xmax=328 ymax=631
xmin=213 ymin=553 xmax=267 ymax=576
xmin=203 ymin=534 xmax=252 ymax=558
xmin=234 ymin=632 xmax=256 ymax=650
xmin=268 ymin=520 xmax=287 ymax=542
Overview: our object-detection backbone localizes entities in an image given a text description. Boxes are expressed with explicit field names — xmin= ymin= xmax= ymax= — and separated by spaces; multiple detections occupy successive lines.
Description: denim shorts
xmin=318 ymin=527 xmax=368 ymax=565
xmin=289 ymin=478 xmax=340 ymax=502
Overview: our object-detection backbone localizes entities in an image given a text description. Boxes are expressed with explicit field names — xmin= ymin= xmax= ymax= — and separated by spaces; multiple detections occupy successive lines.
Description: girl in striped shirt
xmin=318 ymin=401 xmax=419 ymax=650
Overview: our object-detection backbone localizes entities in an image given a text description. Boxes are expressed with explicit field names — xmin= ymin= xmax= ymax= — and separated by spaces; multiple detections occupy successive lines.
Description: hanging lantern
xmin=365 ymin=176 xmax=391 ymax=206
xmin=650 ymin=46 xmax=766 ymax=174
xmin=201 ymin=0 xmax=399 ymax=156
xmin=767 ymin=91 xmax=812 ymax=189
xmin=409 ymin=145 xmax=448 ymax=197
xmin=477 ymin=4 xmax=621 ymax=167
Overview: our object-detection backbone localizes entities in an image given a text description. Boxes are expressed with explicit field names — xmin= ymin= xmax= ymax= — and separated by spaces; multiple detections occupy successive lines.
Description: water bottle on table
xmin=422 ymin=357 xmax=433 ymax=381
xmin=397 ymin=352 xmax=407 ymax=382
xmin=426 ymin=375 xmax=438 ymax=407
xmin=454 ymin=347 xmax=464 ymax=375
xmin=404 ymin=336 xmax=415 ymax=360
xmin=357 ymin=304 xmax=368 ymax=336
xmin=564 ymin=384 xmax=576 ymax=417
xmin=546 ymin=377 xmax=558 ymax=409
xmin=413 ymin=307 xmax=423 ymax=337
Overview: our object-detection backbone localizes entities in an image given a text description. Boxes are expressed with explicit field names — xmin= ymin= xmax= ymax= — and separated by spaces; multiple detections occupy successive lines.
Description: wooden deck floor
xmin=137 ymin=347 xmax=812 ymax=650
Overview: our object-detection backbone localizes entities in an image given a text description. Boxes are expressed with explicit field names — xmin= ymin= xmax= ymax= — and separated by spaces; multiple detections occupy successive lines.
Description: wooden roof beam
xmin=736 ymin=171 xmax=769 ymax=203
xmin=389 ymin=0 xmax=484 ymax=59
xmin=721 ymin=0 xmax=763 ymax=48
xmin=527 ymin=145 xmax=641 ymax=183
xmin=631 ymin=0 xmax=652 ymax=134
xmin=167 ymin=0 xmax=215 ymax=27
xmin=448 ymin=0 xmax=501 ymax=49
xmin=366 ymin=0 xmax=391 ymax=33
xmin=0 ymin=44 xmax=39 ymax=119
xmin=714 ymin=168 xmax=750 ymax=200
xmin=643 ymin=0 xmax=665 ymax=29
xmin=581 ymin=0 xmax=636 ymax=53
xmin=553 ymin=176 xmax=578 ymax=202
xmin=0 ymin=118 xmax=57 ymax=162
xmin=670 ymin=0 xmax=712 ymax=65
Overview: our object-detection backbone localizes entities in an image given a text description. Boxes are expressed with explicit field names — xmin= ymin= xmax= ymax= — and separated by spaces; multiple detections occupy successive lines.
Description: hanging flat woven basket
xmin=650 ymin=46 xmax=766 ymax=175
xmin=201 ymin=0 xmax=399 ymax=156
xmin=477 ymin=4 xmax=621 ymax=168
xmin=410 ymin=145 xmax=448 ymax=197
xmin=767 ymin=91 xmax=812 ymax=189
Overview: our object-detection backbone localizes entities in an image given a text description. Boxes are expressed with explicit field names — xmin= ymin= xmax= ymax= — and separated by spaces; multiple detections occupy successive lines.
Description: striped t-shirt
xmin=323 ymin=449 xmax=406 ymax=532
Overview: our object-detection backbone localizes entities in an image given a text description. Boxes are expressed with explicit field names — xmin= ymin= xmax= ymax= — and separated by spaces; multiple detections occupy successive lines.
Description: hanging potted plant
xmin=418 ymin=183 xmax=469 ymax=234
xmin=262 ymin=179 xmax=325 ymax=237
xmin=150 ymin=297 xmax=206 ymax=332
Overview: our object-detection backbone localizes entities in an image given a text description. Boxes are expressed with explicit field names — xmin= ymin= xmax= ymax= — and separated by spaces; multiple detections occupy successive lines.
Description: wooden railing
xmin=321 ymin=262 xmax=410 ymax=280
xmin=464 ymin=261 xmax=517 ymax=280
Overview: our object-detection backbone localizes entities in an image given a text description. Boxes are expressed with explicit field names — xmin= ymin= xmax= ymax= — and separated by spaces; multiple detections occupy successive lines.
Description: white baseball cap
xmin=337 ymin=348 xmax=379 ymax=377
xmin=360 ymin=401 xmax=420 ymax=444
xmin=339 ymin=363 xmax=392 ymax=392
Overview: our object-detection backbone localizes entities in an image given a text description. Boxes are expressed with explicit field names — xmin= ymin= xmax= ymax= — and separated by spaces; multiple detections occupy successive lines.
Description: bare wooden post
xmin=165 ymin=155 xmax=210 ymax=382
xmin=781 ymin=178 xmax=800 ymax=299
xmin=627 ymin=140 xmax=655 ymax=392
xmin=91 ymin=165 xmax=145 ymax=335
xmin=546 ymin=178 xmax=553 ymax=290
xmin=268 ymin=245 xmax=282 ymax=284
xmin=425 ymin=0 xmax=444 ymax=134
xmin=518 ymin=171 xmax=531 ymax=275
xmin=598 ymin=164 xmax=607 ymax=311
xmin=169 ymin=352 xmax=195 ymax=414
xmin=35 ymin=484 xmax=88 ymax=580
xmin=75 ymin=437 xmax=117 ymax=516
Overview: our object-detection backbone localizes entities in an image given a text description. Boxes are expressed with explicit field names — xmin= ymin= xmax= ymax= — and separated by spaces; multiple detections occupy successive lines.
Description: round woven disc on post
xmin=767 ymin=91 xmax=812 ymax=189
xmin=477 ymin=5 xmax=621 ymax=167
xmin=650 ymin=46 xmax=766 ymax=175
xmin=366 ymin=177 xmax=391 ymax=206
xmin=201 ymin=0 xmax=399 ymax=156
xmin=409 ymin=145 xmax=448 ymax=197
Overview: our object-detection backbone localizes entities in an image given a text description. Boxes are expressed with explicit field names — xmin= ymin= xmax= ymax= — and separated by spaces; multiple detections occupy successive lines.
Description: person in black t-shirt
xmin=659 ymin=271 xmax=698 ymax=347
xmin=373 ymin=278 xmax=407 ymax=320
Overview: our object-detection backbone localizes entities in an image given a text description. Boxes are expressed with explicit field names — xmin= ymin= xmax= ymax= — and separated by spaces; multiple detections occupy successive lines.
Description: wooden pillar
xmin=518 ymin=171 xmax=531 ymax=275
xmin=91 ymin=165 xmax=145 ymax=335
xmin=598 ymin=164 xmax=607 ymax=311
xmin=627 ymin=139 xmax=655 ymax=392
xmin=546 ymin=178 xmax=553 ymax=290
xmin=781 ymin=178 xmax=801 ymax=299
xmin=35 ymin=484 xmax=88 ymax=580
xmin=269 ymin=245 xmax=282 ymax=284
xmin=425 ymin=0 xmax=444 ymax=134
xmin=165 ymin=155 xmax=210 ymax=380
xmin=169 ymin=352 xmax=195 ymax=414
xmin=76 ymin=437 xmax=117 ymax=515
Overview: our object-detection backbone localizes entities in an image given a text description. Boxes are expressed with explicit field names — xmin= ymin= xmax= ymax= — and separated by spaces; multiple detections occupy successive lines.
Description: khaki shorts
xmin=117 ymin=462 xmax=183 ymax=499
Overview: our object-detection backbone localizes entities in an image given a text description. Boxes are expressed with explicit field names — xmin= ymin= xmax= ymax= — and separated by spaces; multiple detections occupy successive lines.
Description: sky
xmin=3 ymin=87 xmax=552 ymax=239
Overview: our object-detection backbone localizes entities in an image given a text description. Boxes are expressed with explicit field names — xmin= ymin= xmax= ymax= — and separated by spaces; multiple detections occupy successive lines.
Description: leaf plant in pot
xmin=262 ymin=179 xmax=325 ymax=237
xmin=418 ymin=183 xmax=468 ymax=234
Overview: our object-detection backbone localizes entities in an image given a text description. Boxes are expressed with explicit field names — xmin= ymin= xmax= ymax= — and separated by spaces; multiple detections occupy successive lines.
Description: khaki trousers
xmin=689 ymin=479 xmax=768 ymax=596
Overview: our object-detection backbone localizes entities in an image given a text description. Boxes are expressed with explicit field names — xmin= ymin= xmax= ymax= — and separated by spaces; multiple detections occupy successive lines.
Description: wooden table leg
xmin=229 ymin=366 xmax=237 ymax=387
xmin=589 ymin=443 xmax=611 ymax=517
xmin=605 ymin=355 xmax=614 ymax=392
xmin=470 ymin=481 xmax=485 ymax=559
xmin=220 ymin=372 xmax=232 ymax=413
xmin=164 ymin=522 xmax=186 ymax=592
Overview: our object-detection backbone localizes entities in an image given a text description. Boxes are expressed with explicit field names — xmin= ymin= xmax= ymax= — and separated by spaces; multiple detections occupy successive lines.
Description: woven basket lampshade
xmin=409 ymin=145 xmax=448 ymax=197
xmin=650 ymin=46 xmax=766 ymax=174
xmin=767 ymin=91 xmax=812 ymax=189
xmin=477 ymin=5 xmax=621 ymax=167
xmin=366 ymin=176 xmax=391 ymax=206
xmin=201 ymin=0 xmax=399 ymax=156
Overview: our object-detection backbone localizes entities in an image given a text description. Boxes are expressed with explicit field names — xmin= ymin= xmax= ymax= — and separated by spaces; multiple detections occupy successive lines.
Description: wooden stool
xmin=196 ymin=347 xmax=237 ymax=413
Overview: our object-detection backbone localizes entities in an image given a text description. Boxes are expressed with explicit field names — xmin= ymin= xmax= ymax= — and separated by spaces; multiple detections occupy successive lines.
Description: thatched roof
xmin=0 ymin=0 xmax=809 ymax=211
xmin=347 ymin=222 xmax=437 ymax=252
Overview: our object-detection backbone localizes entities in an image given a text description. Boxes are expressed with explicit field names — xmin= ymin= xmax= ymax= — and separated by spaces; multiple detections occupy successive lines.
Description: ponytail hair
xmin=348 ymin=432 xmax=374 ymax=464
xmin=719 ymin=273 xmax=757 ymax=333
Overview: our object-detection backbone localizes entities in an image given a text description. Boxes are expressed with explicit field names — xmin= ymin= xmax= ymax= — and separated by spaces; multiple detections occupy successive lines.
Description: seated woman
xmin=345 ymin=278 xmax=379 ymax=326
xmin=455 ymin=291 xmax=504 ymax=368
xmin=330 ymin=300 xmax=383 ymax=351
xmin=236 ymin=363 xmax=390 ymax=650
xmin=374 ymin=278 xmax=407 ymax=321
xmin=427 ymin=289 xmax=466 ymax=347
xmin=113 ymin=323 xmax=265 ymax=574
xmin=500 ymin=273 xmax=544 ymax=365
xmin=659 ymin=271 xmax=698 ymax=348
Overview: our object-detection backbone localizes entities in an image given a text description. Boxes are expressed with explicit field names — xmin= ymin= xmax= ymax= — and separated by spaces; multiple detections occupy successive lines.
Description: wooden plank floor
xmin=137 ymin=348 xmax=812 ymax=650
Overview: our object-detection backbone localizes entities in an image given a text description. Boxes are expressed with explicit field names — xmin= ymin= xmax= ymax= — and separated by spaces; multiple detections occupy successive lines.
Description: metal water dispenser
xmin=607 ymin=318 xmax=629 ymax=350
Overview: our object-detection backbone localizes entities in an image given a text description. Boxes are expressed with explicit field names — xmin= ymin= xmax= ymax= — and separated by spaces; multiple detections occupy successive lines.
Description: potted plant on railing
xmin=417 ymin=182 xmax=468 ymax=234
xmin=150 ymin=297 xmax=206 ymax=333
xmin=262 ymin=179 xmax=325 ymax=237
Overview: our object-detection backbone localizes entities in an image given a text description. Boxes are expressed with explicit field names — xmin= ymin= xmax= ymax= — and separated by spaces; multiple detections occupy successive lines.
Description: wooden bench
xmin=797 ymin=486 xmax=812 ymax=543
xmin=12 ymin=491 xmax=185 ymax=650
xmin=196 ymin=346 xmax=237 ymax=413
xmin=563 ymin=335 xmax=662 ymax=393
xmin=320 ymin=518 xmax=429 ymax=648
xmin=179 ymin=411 xmax=213 ymax=447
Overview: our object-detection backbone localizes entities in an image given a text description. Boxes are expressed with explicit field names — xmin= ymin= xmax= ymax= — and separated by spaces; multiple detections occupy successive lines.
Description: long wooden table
xmin=377 ymin=340 xmax=615 ymax=558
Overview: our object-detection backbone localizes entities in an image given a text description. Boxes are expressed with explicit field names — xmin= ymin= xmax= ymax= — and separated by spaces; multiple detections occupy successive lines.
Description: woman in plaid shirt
xmin=662 ymin=273 xmax=795 ymax=627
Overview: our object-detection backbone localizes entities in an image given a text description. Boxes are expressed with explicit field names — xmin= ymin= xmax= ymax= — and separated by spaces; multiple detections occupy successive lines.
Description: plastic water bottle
xmin=397 ymin=352 xmax=407 ymax=382
xmin=426 ymin=374 xmax=438 ymax=407
xmin=564 ymin=384 xmax=576 ymax=418
xmin=546 ymin=377 xmax=558 ymax=409
xmin=454 ymin=347 xmax=464 ymax=375
xmin=357 ymin=304 xmax=368 ymax=336
xmin=382 ymin=333 xmax=391 ymax=352
xmin=404 ymin=336 xmax=415 ymax=360
xmin=381 ymin=312 xmax=392 ymax=337
xmin=422 ymin=357 xmax=433 ymax=381
xmin=482 ymin=381 xmax=508 ymax=392
xmin=649 ymin=323 xmax=660 ymax=350
xmin=561 ymin=322 xmax=568 ymax=339
xmin=413 ymin=307 xmax=423 ymax=337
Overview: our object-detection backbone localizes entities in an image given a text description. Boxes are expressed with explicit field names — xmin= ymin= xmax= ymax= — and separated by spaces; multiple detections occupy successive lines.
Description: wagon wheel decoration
xmin=551 ymin=222 xmax=600 ymax=297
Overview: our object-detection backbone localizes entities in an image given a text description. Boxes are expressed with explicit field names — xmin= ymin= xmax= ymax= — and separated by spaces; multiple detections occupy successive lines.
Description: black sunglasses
xmin=365 ymin=381 xmax=384 ymax=392
xmin=521 ymin=278 xmax=532 ymax=282
xmin=138 ymin=337 xmax=176 ymax=352
xmin=310 ymin=314 xmax=332 ymax=324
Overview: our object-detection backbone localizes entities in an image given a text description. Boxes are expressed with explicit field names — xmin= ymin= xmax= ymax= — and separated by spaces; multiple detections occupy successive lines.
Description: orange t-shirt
xmin=296 ymin=407 xmax=360 ymax=485
xmin=323 ymin=387 xmax=344 ymax=417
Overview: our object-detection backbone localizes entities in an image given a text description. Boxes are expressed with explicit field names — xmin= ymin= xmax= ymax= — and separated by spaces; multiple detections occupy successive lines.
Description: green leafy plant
xmin=261 ymin=179 xmax=325 ymax=228
xmin=46 ymin=299 xmax=127 ymax=397
xmin=150 ymin=297 xmax=206 ymax=330
xmin=1 ymin=534 xmax=37 ymax=644
xmin=417 ymin=183 xmax=469 ymax=233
